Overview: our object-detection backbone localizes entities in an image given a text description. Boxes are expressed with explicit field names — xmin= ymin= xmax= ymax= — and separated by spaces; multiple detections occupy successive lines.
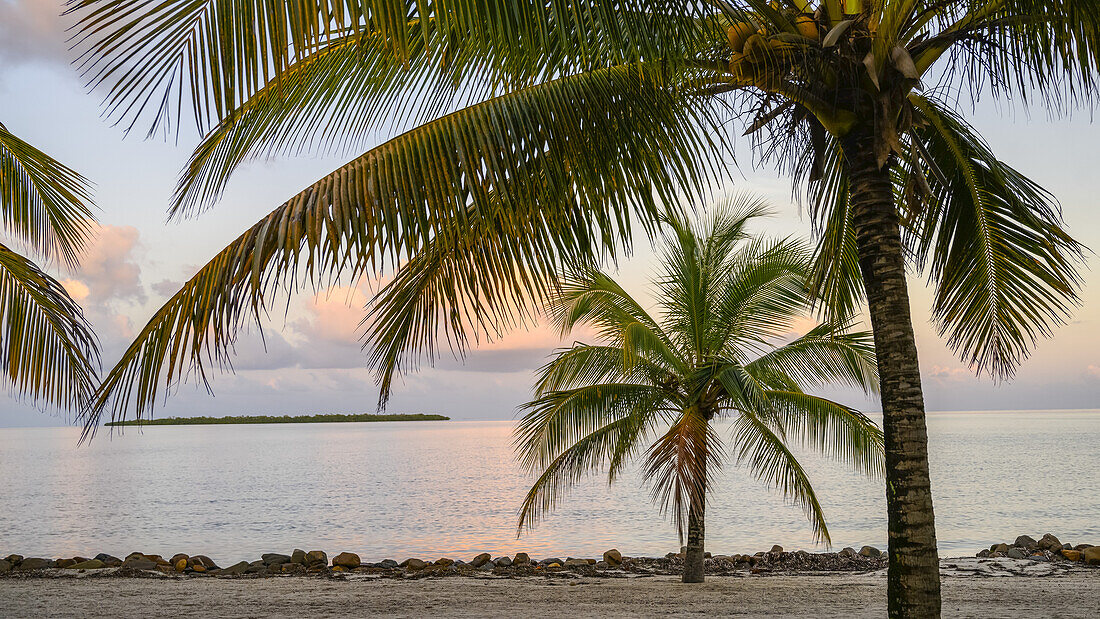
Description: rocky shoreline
xmin=2 ymin=534 xmax=1095 ymax=580
xmin=975 ymin=533 xmax=1099 ymax=564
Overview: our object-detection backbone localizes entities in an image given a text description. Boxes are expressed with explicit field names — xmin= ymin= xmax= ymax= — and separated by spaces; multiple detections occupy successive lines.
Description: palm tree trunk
xmin=682 ymin=500 xmax=705 ymax=583
xmin=844 ymin=132 xmax=941 ymax=618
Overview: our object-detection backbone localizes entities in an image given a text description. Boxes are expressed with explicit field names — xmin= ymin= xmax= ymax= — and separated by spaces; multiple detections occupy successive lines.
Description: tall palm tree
xmin=0 ymin=120 xmax=99 ymax=411
xmin=515 ymin=196 xmax=883 ymax=583
xmin=69 ymin=2 xmax=1090 ymax=615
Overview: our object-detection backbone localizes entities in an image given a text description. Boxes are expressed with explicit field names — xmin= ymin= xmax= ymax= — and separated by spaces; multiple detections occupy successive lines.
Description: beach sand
xmin=2 ymin=560 xmax=1098 ymax=618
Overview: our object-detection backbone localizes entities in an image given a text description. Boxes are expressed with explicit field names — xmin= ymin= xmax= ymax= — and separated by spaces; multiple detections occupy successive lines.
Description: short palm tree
xmin=0 ymin=120 xmax=99 ymax=411
xmin=516 ymin=197 xmax=883 ymax=583
xmin=69 ymin=2 xmax=1091 ymax=615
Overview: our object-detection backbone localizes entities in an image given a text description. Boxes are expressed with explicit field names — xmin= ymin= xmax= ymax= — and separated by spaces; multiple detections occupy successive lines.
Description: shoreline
xmin=2 ymin=563 xmax=1098 ymax=618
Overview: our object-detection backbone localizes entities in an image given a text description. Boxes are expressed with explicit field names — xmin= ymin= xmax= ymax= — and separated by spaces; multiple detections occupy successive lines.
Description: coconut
xmin=743 ymin=34 xmax=772 ymax=64
xmin=795 ymin=15 xmax=819 ymax=40
xmin=726 ymin=22 xmax=756 ymax=52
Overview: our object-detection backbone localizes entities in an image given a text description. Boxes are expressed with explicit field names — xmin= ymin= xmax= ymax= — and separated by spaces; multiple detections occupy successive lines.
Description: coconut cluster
xmin=726 ymin=11 xmax=820 ymax=90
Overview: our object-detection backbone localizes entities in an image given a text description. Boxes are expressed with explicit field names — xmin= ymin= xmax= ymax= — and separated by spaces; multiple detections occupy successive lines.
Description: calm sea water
xmin=1 ymin=411 xmax=1097 ymax=566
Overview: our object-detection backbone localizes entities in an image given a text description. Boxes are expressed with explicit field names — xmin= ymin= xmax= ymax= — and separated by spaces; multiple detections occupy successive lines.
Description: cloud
xmin=925 ymin=365 xmax=971 ymax=379
xmin=1087 ymin=365 xmax=1100 ymax=379
xmin=0 ymin=1 xmax=70 ymax=68
xmin=70 ymin=224 xmax=146 ymax=308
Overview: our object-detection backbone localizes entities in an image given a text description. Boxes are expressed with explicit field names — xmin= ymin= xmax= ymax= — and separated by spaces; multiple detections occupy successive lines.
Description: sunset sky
xmin=2 ymin=0 xmax=1099 ymax=428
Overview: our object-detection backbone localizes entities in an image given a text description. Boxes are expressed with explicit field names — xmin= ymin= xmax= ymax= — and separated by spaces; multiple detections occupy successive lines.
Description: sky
xmin=2 ymin=0 xmax=1099 ymax=428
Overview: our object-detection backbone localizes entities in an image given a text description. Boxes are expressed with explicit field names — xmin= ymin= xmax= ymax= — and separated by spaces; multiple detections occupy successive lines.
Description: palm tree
xmin=515 ymin=196 xmax=883 ymax=583
xmin=0 ymin=120 xmax=99 ymax=411
xmin=69 ymin=2 xmax=1089 ymax=615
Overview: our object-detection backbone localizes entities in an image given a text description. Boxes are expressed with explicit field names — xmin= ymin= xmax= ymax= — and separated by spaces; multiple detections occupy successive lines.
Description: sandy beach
xmin=3 ymin=559 xmax=1097 ymax=618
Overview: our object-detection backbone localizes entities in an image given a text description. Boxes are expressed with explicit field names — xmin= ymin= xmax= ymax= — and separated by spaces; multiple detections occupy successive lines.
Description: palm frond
xmin=515 ymin=381 xmax=673 ymax=472
xmin=68 ymin=0 xmax=711 ymax=136
xmin=0 ymin=122 xmax=96 ymax=268
xmin=905 ymin=94 xmax=1085 ymax=378
xmin=80 ymin=63 xmax=717 ymax=433
xmin=758 ymin=389 xmax=884 ymax=477
xmin=745 ymin=320 xmax=878 ymax=392
xmin=731 ymin=410 xmax=831 ymax=544
xmin=642 ymin=407 xmax=721 ymax=540
xmin=0 ymin=242 xmax=99 ymax=412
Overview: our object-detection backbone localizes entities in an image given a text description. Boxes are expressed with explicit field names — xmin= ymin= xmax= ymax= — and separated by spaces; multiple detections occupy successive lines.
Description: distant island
xmin=104 ymin=413 xmax=450 ymax=427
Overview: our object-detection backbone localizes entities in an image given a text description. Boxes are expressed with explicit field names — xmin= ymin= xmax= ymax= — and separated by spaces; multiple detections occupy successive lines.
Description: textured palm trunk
xmin=682 ymin=501 xmax=705 ymax=583
xmin=845 ymin=133 xmax=942 ymax=618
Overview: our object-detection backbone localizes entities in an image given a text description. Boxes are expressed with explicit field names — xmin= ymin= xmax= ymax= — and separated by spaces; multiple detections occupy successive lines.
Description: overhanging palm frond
xmin=0 ymin=122 xmax=96 ymax=268
xmin=0 ymin=242 xmax=99 ymax=411
xmin=904 ymin=94 xmax=1085 ymax=379
xmin=67 ymin=0 xmax=710 ymax=136
xmin=81 ymin=64 xmax=718 ymax=434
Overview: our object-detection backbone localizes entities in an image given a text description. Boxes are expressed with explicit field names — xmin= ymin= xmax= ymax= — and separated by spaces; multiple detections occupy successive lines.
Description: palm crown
xmin=516 ymin=197 xmax=882 ymax=580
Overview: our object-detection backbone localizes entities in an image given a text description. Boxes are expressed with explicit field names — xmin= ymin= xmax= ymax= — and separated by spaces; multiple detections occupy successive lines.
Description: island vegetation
xmin=104 ymin=413 xmax=449 ymax=427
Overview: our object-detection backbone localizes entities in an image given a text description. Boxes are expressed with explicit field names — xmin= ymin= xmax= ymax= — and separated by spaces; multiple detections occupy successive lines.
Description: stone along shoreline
xmin=2 ymin=532 xmax=1096 ymax=579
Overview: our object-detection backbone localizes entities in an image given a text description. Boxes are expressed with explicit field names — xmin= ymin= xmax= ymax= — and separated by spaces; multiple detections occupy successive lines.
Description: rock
xmin=1075 ymin=544 xmax=1094 ymax=551
xmin=191 ymin=555 xmax=218 ymax=569
xmin=56 ymin=558 xmax=77 ymax=568
xmin=513 ymin=553 xmax=531 ymax=566
xmin=261 ymin=553 xmax=292 ymax=566
xmin=992 ymin=543 xmax=1010 ymax=554
xmin=68 ymin=559 xmax=106 ymax=570
xmin=332 ymin=552 xmax=361 ymax=568
xmin=174 ymin=558 xmax=188 ymax=572
xmin=1028 ymin=553 xmax=1049 ymax=562
xmin=192 ymin=564 xmax=207 ymax=573
xmin=1063 ymin=543 xmax=1073 ymax=550
xmin=281 ymin=563 xmax=305 ymax=574
xmin=435 ymin=557 xmax=455 ymax=566
xmin=1014 ymin=535 xmax=1038 ymax=550
xmin=990 ymin=551 xmax=1005 ymax=558
xmin=564 ymin=558 xmax=592 ymax=568
xmin=546 ymin=562 xmax=562 ymax=569
xmin=540 ymin=557 xmax=564 ymax=566
xmin=404 ymin=558 xmax=428 ymax=571
xmin=170 ymin=553 xmax=190 ymax=565
xmin=1061 ymin=549 xmax=1082 ymax=562
xmin=858 ymin=546 xmax=881 ymax=558
xmin=1084 ymin=546 xmax=1100 ymax=566
xmin=16 ymin=558 xmax=50 ymax=570
xmin=146 ymin=554 xmax=170 ymax=566
xmin=838 ymin=547 xmax=856 ymax=558
xmin=470 ymin=553 xmax=492 ymax=568
xmin=976 ymin=549 xmax=990 ymax=558
xmin=595 ymin=561 xmax=609 ymax=569
xmin=493 ymin=556 xmax=512 ymax=567
xmin=5 ymin=555 xmax=23 ymax=565
xmin=121 ymin=556 xmax=157 ymax=571
xmin=1038 ymin=534 xmax=1062 ymax=551
xmin=379 ymin=559 xmax=399 ymax=569
xmin=603 ymin=549 xmax=622 ymax=566
xmin=770 ymin=545 xmax=784 ymax=553
xmin=0 ymin=560 xmax=10 ymax=573
xmin=332 ymin=565 xmax=348 ymax=572
xmin=305 ymin=550 xmax=328 ymax=566
xmin=217 ymin=561 xmax=251 ymax=576
xmin=477 ymin=562 xmax=494 ymax=571
xmin=291 ymin=549 xmax=307 ymax=565
xmin=121 ymin=556 xmax=156 ymax=571
xmin=95 ymin=554 xmax=122 ymax=567
xmin=1007 ymin=548 xmax=1027 ymax=559
xmin=245 ymin=563 xmax=268 ymax=574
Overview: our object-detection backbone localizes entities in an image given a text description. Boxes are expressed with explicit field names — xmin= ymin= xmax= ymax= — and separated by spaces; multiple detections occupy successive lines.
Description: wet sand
xmin=3 ymin=560 xmax=1098 ymax=618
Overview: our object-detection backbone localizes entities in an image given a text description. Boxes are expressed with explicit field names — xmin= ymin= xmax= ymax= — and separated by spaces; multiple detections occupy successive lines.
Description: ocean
xmin=1 ymin=410 xmax=1096 ymax=566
